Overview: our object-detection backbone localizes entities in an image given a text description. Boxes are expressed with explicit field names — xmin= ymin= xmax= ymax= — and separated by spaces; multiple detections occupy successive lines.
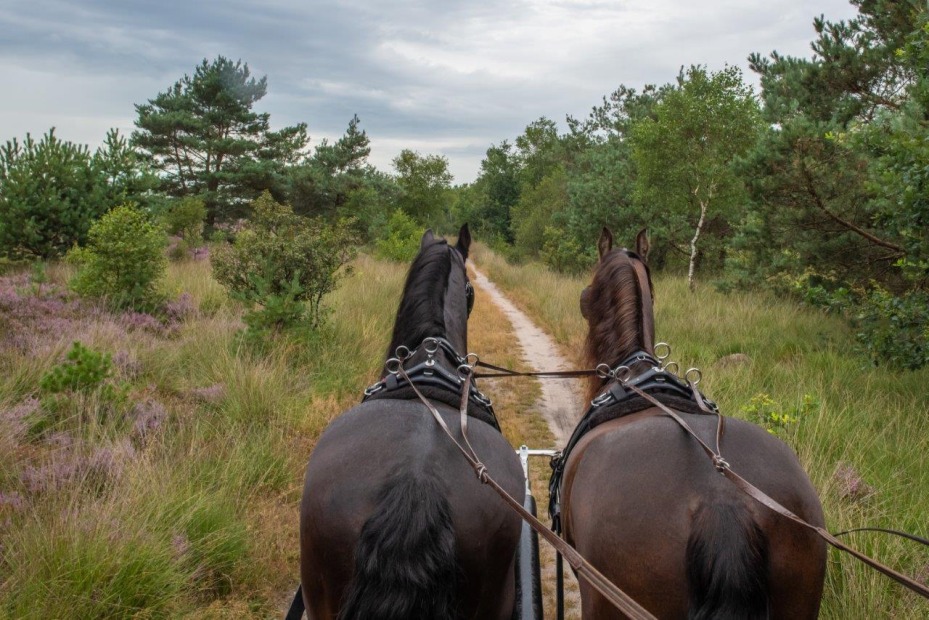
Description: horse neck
xmin=384 ymin=245 xmax=466 ymax=371
xmin=584 ymin=255 xmax=655 ymax=401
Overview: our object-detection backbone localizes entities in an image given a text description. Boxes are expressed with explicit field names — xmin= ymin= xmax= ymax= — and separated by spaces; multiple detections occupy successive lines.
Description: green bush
xmin=69 ymin=204 xmax=167 ymax=310
xmin=374 ymin=209 xmax=421 ymax=262
xmin=211 ymin=191 xmax=357 ymax=331
xmin=540 ymin=225 xmax=594 ymax=274
xmin=40 ymin=341 xmax=112 ymax=394
xmin=162 ymin=196 xmax=206 ymax=243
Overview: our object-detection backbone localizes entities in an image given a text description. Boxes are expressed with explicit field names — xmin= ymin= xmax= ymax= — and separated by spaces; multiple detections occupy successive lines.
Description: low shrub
xmin=211 ymin=192 xmax=357 ymax=332
xmin=373 ymin=209 xmax=421 ymax=262
xmin=69 ymin=204 xmax=167 ymax=310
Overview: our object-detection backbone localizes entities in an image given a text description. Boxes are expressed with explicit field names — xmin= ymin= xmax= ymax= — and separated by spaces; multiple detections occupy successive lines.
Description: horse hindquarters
xmin=686 ymin=499 xmax=769 ymax=620
xmin=339 ymin=472 xmax=460 ymax=620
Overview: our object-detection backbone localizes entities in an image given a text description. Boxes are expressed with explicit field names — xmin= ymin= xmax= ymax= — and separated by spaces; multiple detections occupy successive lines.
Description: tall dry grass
xmin=0 ymin=253 xmax=409 ymax=618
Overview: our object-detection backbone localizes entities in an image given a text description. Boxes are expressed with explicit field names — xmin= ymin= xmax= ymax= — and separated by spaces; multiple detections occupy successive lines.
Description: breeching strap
xmin=395 ymin=364 xmax=657 ymax=620
xmin=623 ymin=382 xmax=929 ymax=600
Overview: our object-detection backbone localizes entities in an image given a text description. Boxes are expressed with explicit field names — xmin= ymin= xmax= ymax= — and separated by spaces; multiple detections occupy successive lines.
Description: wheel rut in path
xmin=470 ymin=266 xmax=584 ymax=619
xmin=469 ymin=267 xmax=583 ymax=447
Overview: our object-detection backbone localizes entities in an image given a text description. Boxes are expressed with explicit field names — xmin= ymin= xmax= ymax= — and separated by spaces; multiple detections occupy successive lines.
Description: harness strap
xmin=625 ymin=383 xmax=929 ymax=600
xmin=396 ymin=364 xmax=658 ymax=620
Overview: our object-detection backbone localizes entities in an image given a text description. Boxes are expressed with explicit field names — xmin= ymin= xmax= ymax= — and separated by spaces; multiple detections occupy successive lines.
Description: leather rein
xmin=474 ymin=355 xmax=929 ymax=601
xmin=390 ymin=339 xmax=658 ymax=620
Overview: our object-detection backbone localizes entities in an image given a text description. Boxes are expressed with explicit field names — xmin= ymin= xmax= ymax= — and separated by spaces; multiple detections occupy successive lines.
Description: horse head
xmin=384 ymin=224 xmax=473 ymax=377
xmin=581 ymin=227 xmax=655 ymax=402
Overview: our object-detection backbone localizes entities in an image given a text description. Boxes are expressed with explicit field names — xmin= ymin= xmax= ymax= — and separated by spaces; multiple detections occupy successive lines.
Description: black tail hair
xmin=339 ymin=473 xmax=460 ymax=620
xmin=686 ymin=500 xmax=770 ymax=620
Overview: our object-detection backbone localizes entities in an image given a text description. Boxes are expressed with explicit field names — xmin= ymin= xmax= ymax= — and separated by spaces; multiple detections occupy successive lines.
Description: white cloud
xmin=0 ymin=0 xmax=860 ymax=182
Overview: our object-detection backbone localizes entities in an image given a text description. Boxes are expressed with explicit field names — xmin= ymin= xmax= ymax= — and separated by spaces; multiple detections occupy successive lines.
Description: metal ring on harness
xmin=613 ymin=365 xmax=632 ymax=383
xmin=685 ymin=368 xmax=702 ymax=385
xmin=596 ymin=363 xmax=613 ymax=379
xmin=385 ymin=357 xmax=402 ymax=375
xmin=654 ymin=342 xmax=671 ymax=361
xmin=423 ymin=337 xmax=439 ymax=354
xmin=662 ymin=361 xmax=680 ymax=376
xmin=395 ymin=345 xmax=412 ymax=361
xmin=457 ymin=363 xmax=473 ymax=381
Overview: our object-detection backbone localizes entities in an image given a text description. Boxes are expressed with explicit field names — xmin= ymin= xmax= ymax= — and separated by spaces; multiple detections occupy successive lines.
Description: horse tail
xmin=686 ymin=500 xmax=770 ymax=620
xmin=338 ymin=473 xmax=460 ymax=620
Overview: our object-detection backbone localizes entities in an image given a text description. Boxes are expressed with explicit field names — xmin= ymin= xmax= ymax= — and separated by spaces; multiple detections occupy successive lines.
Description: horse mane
xmin=385 ymin=240 xmax=453 ymax=361
xmin=582 ymin=250 xmax=650 ymax=402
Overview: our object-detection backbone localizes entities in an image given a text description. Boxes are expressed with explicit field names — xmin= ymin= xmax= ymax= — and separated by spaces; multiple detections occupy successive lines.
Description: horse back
xmin=561 ymin=408 xmax=826 ymax=619
xmin=300 ymin=399 xmax=524 ymax=620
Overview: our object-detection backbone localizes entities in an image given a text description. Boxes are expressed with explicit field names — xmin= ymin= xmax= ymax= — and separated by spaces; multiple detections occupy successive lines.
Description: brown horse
xmin=557 ymin=228 xmax=826 ymax=619
xmin=299 ymin=226 xmax=525 ymax=620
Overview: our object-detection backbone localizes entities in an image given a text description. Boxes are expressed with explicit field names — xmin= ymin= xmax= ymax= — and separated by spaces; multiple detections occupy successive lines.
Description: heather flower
xmin=834 ymin=462 xmax=875 ymax=502
xmin=0 ymin=397 xmax=40 ymax=439
xmin=190 ymin=246 xmax=210 ymax=261
xmin=165 ymin=292 xmax=196 ymax=323
xmin=189 ymin=383 xmax=226 ymax=404
xmin=172 ymin=533 xmax=191 ymax=559
xmin=0 ymin=491 xmax=25 ymax=512
xmin=120 ymin=311 xmax=165 ymax=333
xmin=113 ymin=350 xmax=143 ymax=378
xmin=132 ymin=399 xmax=168 ymax=440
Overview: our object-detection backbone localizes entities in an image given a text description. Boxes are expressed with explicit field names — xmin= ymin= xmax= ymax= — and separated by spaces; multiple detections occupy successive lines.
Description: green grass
xmin=0 ymin=253 xmax=409 ymax=618
xmin=472 ymin=242 xmax=929 ymax=618
xmin=3 ymin=244 xmax=926 ymax=618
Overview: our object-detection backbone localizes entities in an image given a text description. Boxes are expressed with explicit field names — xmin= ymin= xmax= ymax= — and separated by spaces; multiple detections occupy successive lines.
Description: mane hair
xmin=385 ymin=240 xmax=453 ymax=361
xmin=582 ymin=250 xmax=650 ymax=402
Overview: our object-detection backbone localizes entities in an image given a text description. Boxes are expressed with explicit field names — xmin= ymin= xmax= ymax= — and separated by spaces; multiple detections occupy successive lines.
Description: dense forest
xmin=1 ymin=0 xmax=927 ymax=369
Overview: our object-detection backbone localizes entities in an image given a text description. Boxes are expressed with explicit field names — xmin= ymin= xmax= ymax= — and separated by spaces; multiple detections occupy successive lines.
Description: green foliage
xmin=374 ymin=209 xmax=422 ymax=262
xmin=632 ymin=65 xmax=762 ymax=288
xmin=741 ymin=392 xmax=817 ymax=442
xmin=512 ymin=167 xmax=568 ymax=258
xmin=392 ymin=149 xmax=453 ymax=224
xmin=39 ymin=341 xmax=112 ymax=394
xmin=132 ymin=56 xmax=309 ymax=224
xmin=854 ymin=287 xmax=929 ymax=370
xmin=211 ymin=192 xmax=357 ymax=331
xmin=162 ymin=196 xmax=207 ymax=242
xmin=69 ymin=204 xmax=167 ymax=310
xmin=0 ymin=129 xmax=155 ymax=260
xmin=540 ymin=224 xmax=593 ymax=274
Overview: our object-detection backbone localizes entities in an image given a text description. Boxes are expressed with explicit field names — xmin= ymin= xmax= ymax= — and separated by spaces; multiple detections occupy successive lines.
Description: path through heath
xmin=470 ymin=266 xmax=585 ymax=619
xmin=470 ymin=268 xmax=583 ymax=446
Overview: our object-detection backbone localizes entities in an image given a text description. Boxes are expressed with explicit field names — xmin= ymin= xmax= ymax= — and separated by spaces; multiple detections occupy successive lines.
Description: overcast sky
xmin=0 ymin=0 xmax=859 ymax=183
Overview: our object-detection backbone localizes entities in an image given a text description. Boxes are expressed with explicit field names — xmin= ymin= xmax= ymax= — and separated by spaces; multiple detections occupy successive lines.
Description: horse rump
xmin=686 ymin=499 xmax=769 ymax=620
xmin=339 ymin=472 xmax=461 ymax=620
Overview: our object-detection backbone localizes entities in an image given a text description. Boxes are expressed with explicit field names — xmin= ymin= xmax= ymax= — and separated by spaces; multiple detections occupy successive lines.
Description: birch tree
xmin=631 ymin=66 xmax=761 ymax=290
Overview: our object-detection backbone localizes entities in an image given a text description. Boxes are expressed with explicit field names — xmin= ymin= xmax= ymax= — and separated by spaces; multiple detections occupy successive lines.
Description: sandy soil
xmin=469 ymin=268 xmax=584 ymax=446
xmin=470 ymin=266 xmax=585 ymax=619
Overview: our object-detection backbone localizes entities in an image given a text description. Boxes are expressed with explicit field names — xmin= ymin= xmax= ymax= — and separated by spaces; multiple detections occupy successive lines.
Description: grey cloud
xmin=0 ymin=0 xmax=859 ymax=182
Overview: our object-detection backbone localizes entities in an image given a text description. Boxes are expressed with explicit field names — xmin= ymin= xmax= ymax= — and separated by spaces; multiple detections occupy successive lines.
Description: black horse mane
xmin=385 ymin=240 xmax=454 ymax=360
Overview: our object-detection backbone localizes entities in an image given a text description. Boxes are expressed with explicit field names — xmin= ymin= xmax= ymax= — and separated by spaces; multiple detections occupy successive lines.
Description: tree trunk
xmin=688 ymin=200 xmax=708 ymax=293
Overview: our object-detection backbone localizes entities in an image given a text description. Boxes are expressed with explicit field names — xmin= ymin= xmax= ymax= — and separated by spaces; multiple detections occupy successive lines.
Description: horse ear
xmin=455 ymin=224 xmax=471 ymax=261
xmin=635 ymin=228 xmax=650 ymax=263
xmin=420 ymin=229 xmax=436 ymax=251
xmin=597 ymin=227 xmax=613 ymax=260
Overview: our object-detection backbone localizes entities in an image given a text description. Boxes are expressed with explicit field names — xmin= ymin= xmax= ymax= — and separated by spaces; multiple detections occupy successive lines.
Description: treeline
xmin=0 ymin=57 xmax=456 ymax=261
xmin=453 ymin=0 xmax=929 ymax=370
xmin=0 ymin=57 xmax=457 ymax=336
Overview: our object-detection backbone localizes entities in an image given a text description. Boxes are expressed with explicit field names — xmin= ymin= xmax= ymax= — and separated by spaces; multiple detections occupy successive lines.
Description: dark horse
xmin=558 ymin=228 xmax=826 ymax=619
xmin=299 ymin=226 xmax=525 ymax=620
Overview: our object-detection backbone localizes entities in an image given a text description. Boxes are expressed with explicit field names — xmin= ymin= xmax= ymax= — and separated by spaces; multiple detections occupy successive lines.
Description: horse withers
xmin=558 ymin=228 xmax=826 ymax=619
xmin=299 ymin=226 xmax=525 ymax=620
